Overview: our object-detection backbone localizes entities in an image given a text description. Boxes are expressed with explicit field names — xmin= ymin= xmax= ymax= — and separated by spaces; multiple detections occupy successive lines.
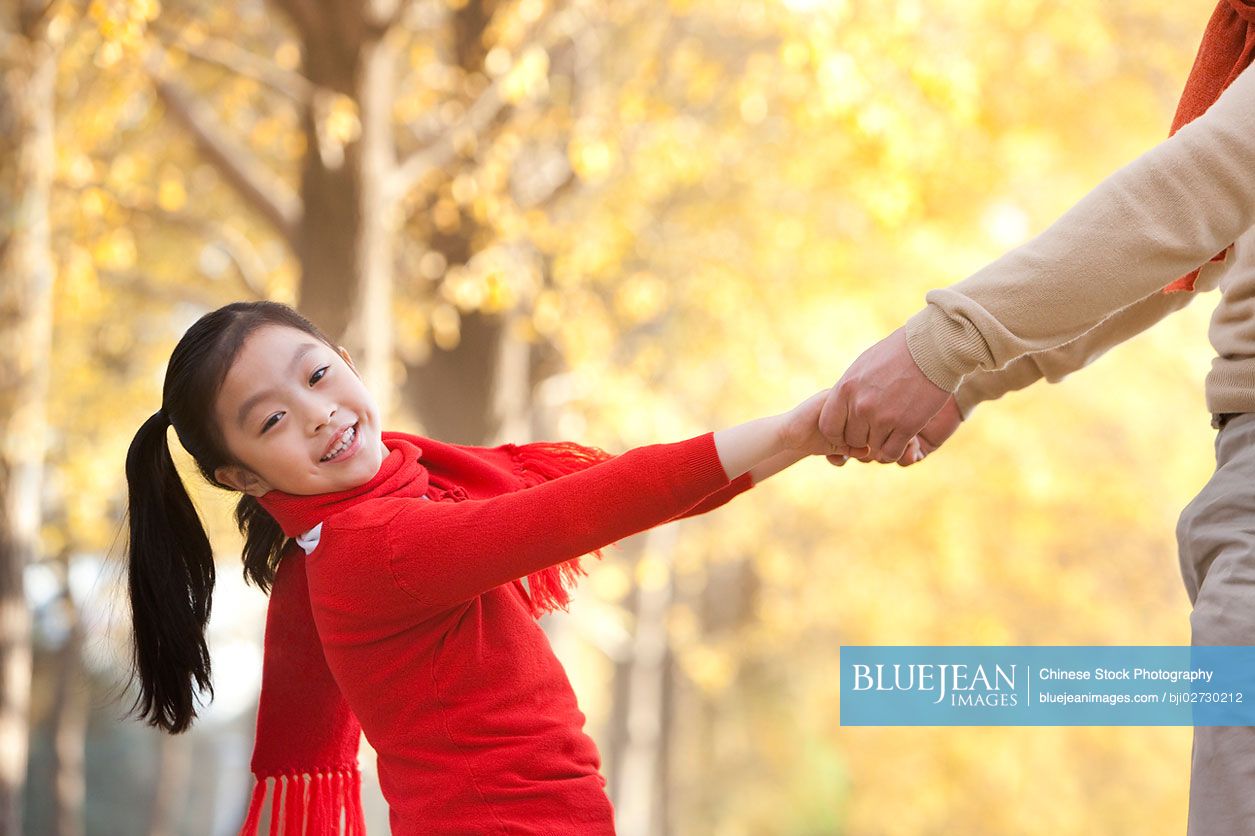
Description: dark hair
xmin=122 ymin=300 xmax=341 ymax=733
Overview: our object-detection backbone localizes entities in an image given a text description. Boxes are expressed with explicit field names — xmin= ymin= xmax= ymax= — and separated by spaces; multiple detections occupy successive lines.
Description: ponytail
xmin=122 ymin=408 xmax=215 ymax=734
xmin=117 ymin=300 xmax=346 ymax=735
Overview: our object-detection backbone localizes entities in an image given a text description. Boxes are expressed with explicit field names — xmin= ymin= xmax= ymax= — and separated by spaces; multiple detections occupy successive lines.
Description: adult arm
xmin=904 ymin=60 xmax=1255 ymax=394
xmin=951 ymin=261 xmax=1223 ymax=419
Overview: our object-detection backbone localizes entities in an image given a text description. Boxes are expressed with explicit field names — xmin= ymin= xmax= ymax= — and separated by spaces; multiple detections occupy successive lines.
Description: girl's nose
xmin=310 ymin=404 xmax=338 ymax=433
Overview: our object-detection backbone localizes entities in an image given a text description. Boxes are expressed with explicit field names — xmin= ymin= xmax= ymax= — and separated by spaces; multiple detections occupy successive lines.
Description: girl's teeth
xmin=322 ymin=426 xmax=355 ymax=461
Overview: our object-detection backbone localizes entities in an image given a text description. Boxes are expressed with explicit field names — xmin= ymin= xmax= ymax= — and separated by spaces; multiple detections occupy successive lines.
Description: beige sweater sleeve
xmin=951 ymin=260 xmax=1223 ymax=420
xmin=904 ymin=60 xmax=1255 ymax=394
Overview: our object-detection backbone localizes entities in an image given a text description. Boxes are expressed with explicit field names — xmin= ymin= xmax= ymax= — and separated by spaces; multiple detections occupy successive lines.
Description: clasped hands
xmin=779 ymin=325 xmax=964 ymax=467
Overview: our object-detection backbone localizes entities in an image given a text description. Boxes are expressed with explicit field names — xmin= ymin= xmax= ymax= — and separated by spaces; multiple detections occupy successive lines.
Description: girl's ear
xmin=215 ymin=464 xmax=271 ymax=497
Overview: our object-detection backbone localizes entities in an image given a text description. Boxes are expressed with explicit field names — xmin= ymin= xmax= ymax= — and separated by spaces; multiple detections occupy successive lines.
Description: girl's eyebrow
xmin=236 ymin=342 xmax=321 ymax=428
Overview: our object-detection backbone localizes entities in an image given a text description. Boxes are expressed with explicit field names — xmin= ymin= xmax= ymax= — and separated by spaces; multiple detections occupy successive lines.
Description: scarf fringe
xmin=511 ymin=440 xmax=622 ymax=619
xmin=238 ymin=766 xmax=366 ymax=835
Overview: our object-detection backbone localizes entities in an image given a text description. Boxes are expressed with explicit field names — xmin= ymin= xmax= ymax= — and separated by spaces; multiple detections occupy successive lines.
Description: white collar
xmin=294 ymin=522 xmax=323 ymax=555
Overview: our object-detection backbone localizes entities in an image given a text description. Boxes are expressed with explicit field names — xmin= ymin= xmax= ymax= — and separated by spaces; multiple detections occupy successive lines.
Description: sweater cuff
xmin=673 ymin=431 xmax=733 ymax=498
xmin=904 ymin=304 xmax=987 ymax=393
xmin=950 ymin=356 xmax=1045 ymax=421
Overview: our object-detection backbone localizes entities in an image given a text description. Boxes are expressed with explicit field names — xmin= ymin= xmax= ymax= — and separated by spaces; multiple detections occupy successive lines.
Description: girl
xmin=123 ymin=300 xmax=910 ymax=834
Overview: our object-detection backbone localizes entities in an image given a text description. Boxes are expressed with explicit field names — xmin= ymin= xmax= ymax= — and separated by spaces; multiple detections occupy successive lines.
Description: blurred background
xmin=0 ymin=0 xmax=1228 ymax=833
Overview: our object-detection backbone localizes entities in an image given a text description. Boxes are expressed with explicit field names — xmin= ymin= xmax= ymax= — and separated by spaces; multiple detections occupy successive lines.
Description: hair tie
xmin=156 ymin=407 xmax=170 ymax=424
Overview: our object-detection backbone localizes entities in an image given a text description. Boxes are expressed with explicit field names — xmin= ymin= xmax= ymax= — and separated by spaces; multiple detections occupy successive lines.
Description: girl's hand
xmin=778 ymin=388 xmax=867 ymax=457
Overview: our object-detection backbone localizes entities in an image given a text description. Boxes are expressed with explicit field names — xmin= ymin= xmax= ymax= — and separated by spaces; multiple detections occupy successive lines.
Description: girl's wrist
xmin=769 ymin=411 xmax=794 ymax=456
xmin=749 ymin=446 xmax=809 ymax=484
xmin=776 ymin=405 xmax=824 ymax=457
xmin=712 ymin=414 xmax=790 ymax=481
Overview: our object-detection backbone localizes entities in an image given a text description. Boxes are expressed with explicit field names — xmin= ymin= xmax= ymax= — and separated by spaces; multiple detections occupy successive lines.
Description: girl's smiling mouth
xmin=320 ymin=422 xmax=361 ymax=463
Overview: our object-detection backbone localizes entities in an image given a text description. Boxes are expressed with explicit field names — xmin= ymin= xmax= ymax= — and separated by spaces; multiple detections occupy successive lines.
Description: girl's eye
xmin=260 ymin=366 xmax=330 ymax=434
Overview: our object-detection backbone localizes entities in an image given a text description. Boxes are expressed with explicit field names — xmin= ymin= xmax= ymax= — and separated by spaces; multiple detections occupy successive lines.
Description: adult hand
xmin=818 ymin=325 xmax=953 ymax=463
xmin=827 ymin=393 xmax=963 ymax=467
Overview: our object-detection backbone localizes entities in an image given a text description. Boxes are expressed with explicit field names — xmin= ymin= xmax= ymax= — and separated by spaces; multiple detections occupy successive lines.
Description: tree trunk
xmin=0 ymin=2 xmax=62 ymax=831
xmin=294 ymin=18 xmax=399 ymax=419
xmin=49 ymin=590 xmax=87 ymax=836
xmin=146 ymin=730 xmax=191 ymax=836
xmin=343 ymin=27 xmax=401 ymax=422
xmin=615 ymin=524 xmax=677 ymax=836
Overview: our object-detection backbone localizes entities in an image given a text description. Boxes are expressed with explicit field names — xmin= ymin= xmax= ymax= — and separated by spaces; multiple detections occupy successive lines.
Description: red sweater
xmin=256 ymin=430 xmax=754 ymax=834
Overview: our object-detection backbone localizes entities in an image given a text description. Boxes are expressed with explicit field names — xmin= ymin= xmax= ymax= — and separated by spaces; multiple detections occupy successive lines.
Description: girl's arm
xmin=337 ymin=391 xmax=830 ymax=612
xmin=711 ymin=414 xmax=788 ymax=481
xmin=672 ymin=392 xmax=831 ymax=502
xmin=749 ymin=448 xmax=809 ymax=484
xmin=665 ymin=470 xmax=755 ymax=521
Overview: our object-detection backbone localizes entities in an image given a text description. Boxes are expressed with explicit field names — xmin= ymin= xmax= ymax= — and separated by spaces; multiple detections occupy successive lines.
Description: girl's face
xmin=213 ymin=324 xmax=389 ymax=497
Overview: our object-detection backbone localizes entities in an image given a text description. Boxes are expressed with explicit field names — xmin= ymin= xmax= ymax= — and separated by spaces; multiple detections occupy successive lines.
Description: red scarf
xmin=237 ymin=430 xmax=614 ymax=834
xmin=1163 ymin=1 xmax=1255 ymax=293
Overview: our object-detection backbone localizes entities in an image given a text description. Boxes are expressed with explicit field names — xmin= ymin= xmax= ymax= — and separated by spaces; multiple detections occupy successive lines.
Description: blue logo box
xmin=839 ymin=646 xmax=1255 ymax=726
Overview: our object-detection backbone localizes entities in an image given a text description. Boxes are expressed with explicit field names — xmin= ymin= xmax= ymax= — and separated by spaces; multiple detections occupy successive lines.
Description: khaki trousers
xmin=1176 ymin=411 xmax=1255 ymax=835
